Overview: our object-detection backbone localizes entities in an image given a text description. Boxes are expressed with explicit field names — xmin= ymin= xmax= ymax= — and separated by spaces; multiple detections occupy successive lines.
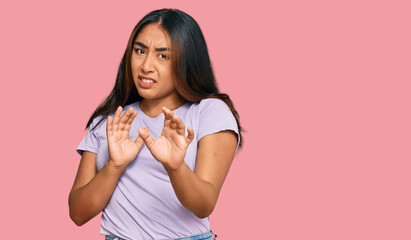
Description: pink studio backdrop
xmin=0 ymin=0 xmax=410 ymax=239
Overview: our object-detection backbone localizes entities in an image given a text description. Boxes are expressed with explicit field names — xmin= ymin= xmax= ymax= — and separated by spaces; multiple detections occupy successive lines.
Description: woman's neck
xmin=139 ymin=94 xmax=185 ymax=118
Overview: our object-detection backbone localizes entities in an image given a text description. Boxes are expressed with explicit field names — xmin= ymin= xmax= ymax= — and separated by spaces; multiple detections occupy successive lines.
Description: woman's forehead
xmin=135 ymin=24 xmax=170 ymax=47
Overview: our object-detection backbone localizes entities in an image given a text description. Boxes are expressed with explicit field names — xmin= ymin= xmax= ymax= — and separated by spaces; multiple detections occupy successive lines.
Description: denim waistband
xmin=106 ymin=230 xmax=217 ymax=240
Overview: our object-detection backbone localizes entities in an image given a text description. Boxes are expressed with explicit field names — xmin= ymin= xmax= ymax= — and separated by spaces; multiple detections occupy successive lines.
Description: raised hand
xmin=138 ymin=107 xmax=194 ymax=171
xmin=106 ymin=106 xmax=144 ymax=168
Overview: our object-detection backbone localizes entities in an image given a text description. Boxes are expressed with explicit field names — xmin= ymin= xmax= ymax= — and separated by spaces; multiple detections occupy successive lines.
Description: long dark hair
xmin=86 ymin=8 xmax=243 ymax=148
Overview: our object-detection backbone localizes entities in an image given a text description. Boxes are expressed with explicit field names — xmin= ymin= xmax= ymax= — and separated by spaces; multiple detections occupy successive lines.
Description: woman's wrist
xmin=106 ymin=159 xmax=128 ymax=173
xmin=162 ymin=160 xmax=187 ymax=175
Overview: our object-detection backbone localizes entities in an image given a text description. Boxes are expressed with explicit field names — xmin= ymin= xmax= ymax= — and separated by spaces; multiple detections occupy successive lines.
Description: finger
xmin=138 ymin=128 xmax=155 ymax=149
xmin=186 ymin=126 xmax=194 ymax=144
xmin=172 ymin=114 xmax=185 ymax=135
xmin=162 ymin=107 xmax=172 ymax=118
xmin=113 ymin=106 xmax=123 ymax=131
xmin=119 ymin=107 xmax=133 ymax=131
xmin=163 ymin=107 xmax=177 ymax=121
xmin=170 ymin=114 xmax=185 ymax=136
xmin=134 ymin=134 xmax=144 ymax=150
xmin=124 ymin=111 xmax=137 ymax=133
xmin=170 ymin=117 xmax=177 ymax=130
xmin=106 ymin=116 xmax=113 ymax=136
xmin=162 ymin=107 xmax=173 ymax=128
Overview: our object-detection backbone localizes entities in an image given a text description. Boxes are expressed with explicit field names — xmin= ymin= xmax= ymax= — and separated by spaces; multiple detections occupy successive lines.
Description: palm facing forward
xmin=107 ymin=106 xmax=144 ymax=168
xmin=138 ymin=107 xmax=194 ymax=170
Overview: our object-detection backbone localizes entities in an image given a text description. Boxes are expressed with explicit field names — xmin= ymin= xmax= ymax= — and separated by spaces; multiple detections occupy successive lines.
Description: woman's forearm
xmin=69 ymin=160 xmax=125 ymax=226
xmin=164 ymin=163 xmax=219 ymax=219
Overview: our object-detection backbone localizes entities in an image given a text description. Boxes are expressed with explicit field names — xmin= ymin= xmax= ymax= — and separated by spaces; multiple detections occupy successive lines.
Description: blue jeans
xmin=105 ymin=230 xmax=217 ymax=240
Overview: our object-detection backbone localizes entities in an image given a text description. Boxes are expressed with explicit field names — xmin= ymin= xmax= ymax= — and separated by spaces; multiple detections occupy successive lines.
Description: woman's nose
xmin=141 ymin=54 xmax=155 ymax=73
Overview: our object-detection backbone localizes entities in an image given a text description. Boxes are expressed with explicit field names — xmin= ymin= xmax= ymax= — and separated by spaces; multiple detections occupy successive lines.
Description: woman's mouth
xmin=138 ymin=76 xmax=156 ymax=88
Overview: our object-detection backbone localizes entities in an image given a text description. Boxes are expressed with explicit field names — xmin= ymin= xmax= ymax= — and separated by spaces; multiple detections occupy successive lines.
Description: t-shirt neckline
xmin=135 ymin=101 xmax=190 ymax=120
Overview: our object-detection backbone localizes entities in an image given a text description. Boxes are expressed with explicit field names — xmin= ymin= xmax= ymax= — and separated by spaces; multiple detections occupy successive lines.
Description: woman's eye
xmin=135 ymin=48 xmax=145 ymax=54
xmin=158 ymin=54 xmax=167 ymax=59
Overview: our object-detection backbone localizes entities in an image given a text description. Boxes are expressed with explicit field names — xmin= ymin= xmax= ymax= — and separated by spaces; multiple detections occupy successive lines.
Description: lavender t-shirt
xmin=76 ymin=98 xmax=239 ymax=240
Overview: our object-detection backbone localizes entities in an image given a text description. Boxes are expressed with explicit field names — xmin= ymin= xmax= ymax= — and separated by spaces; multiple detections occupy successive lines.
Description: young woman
xmin=69 ymin=8 xmax=243 ymax=240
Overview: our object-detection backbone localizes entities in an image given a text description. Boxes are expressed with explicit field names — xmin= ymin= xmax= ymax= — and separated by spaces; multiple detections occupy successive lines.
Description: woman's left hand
xmin=138 ymin=107 xmax=194 ymax=170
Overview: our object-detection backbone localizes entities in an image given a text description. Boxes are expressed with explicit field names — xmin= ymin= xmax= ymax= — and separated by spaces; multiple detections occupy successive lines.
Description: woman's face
xmin=131 ymin=23 xmax=179 ymax=103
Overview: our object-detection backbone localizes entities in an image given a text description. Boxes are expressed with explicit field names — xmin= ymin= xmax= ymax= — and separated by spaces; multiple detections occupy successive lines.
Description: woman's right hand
xmin=106 ymin=106 xmax=144 ymax=168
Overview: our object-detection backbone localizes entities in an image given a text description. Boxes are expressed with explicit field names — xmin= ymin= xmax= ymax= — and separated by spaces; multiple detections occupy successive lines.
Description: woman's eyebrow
xmin=134 ymin=41 xmax=147 ymax=48
xmin=134 ymin=41 xmax=169 ymax=51
xmin=155 ymin=47 xmax=169 ymax=52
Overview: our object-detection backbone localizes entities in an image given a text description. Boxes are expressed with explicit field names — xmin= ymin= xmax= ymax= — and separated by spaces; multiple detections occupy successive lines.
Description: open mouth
xmin=138 ymin=76 xmax=157 ymax=88
xmin=140 ymin=77 xmax=155 ymax=83
xmin=138 ymin=75 xmax=156 ymax=83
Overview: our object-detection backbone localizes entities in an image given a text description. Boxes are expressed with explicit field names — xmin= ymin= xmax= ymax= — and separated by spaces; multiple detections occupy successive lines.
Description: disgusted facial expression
xmin=131 ymin=23 xmax=180 ymax=104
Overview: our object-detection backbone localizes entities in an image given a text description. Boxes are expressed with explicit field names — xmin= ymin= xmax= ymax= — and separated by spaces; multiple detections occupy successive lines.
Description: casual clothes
xmin=77 ymin=98 xmax=238 ymax=240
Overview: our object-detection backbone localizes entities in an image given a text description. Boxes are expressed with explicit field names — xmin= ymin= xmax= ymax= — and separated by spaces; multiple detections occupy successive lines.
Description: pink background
xmin=0 ymin=0 xmax=410 ymax=239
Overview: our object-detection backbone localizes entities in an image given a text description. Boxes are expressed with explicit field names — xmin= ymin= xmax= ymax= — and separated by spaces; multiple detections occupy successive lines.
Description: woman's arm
xmin=138 ymin=107 xmax=237 ymax=218
xmin=69 ymin=106 xmax=144 ymax=226
xmin=166 ymin=130 xmax=237 ymax=218
xmin=68 ymin=152 xmax=127 ymax=226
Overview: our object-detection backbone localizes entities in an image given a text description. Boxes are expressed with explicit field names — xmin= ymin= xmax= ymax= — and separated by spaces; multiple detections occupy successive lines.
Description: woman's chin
xmin=136 ymin=88 xmax=155 ymax=100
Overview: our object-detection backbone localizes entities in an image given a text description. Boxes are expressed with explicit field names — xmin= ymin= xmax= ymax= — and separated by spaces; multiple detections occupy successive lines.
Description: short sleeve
xmin=76 ymin=116 xmax=103 ymax=155
xmin=197 ymin=98 xmax=240 ymax=147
